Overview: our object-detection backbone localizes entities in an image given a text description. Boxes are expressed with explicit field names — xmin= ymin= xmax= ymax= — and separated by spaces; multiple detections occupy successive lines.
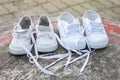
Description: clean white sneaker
xmin=9 ymin=15 xmax=34 ymax=55
xmin=57 ymin=12 xmax=86 ymax=50
xmin=56 ymin=12 xmax=90 ymax=74
xmin=36 ymin=15 xmax=58 ymax=52
xmin=83 ymin=10 xmax=109 ymax=49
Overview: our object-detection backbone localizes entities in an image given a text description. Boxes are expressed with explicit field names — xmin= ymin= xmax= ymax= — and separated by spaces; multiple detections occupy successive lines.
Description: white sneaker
xmin=83 ymin=10 xmax=109 ymax=49
xmin=36 ymin=15 xmax=58 ymax=52
xmin=56 ymin=12 xmax=89 ymax=74
xmin=57 ymin=12 xmax=86 ymax=50
xmin=9 ymin=15 xmax=34 ymax=55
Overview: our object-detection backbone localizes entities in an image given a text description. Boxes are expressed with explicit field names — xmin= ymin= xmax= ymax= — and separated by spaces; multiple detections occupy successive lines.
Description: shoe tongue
xmin=95 ymin=18 xmax=101 ymax=23
xmin=39 ymin=25 xmax=51 ymax=32
xmin=90 ymin=18 xmax=103 ymax=28
xmin=61 ymin=20 xmax=69 ymax=30
xmin=85 ymin=17 xmax=101 ymax=23
xmin=73 ymin=18 xmax=79 ymax=24
xmin=68 ymin=19 xmax=80 ymax=32
xmin=62 ymin=20 xmax=69 ymax=26
xmin=62 ymin=19 xmax=80 ymax=32
xmin=68 ymin=24 xmax=80 ymax=32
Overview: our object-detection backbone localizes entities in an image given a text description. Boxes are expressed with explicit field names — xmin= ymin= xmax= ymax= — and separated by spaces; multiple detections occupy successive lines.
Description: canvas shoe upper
xmin=9 ymin=15 xmax=34 ymax=55
xmin=57 ymin=12 xmax=86 ymax=50
xmin=83 ymin=10 xmax=109 ymax=49
xmin=36 ymin=15 xmax=58 ymax=52
xmin=55 ymin=12 xmax=90 ymax=74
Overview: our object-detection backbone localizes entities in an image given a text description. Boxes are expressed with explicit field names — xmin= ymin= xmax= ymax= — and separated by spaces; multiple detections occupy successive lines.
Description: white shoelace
xmin=16 ymin=30 xmax=94 ymax=75
xmin=17 ymin=31 xmax=56 ymax=75
xmin=56 ymin=21 xmax=91 ymax=73
xmin=54 ymin=33 xmax=94 ymax=74
xmin=20 ymin=31 xmax=70 ymax=75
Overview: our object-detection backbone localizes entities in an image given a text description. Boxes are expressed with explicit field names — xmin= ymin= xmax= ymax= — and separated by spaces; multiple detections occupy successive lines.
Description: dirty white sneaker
xmin=83 ymin=10 xmax=109 ymax=49
xmin=9 ymin=15 xmax=34 ymax=55
xmin=57 ymin=12 xmax=86 ymax=50
xmin=36 ymin=15 xmax=58 ymax=52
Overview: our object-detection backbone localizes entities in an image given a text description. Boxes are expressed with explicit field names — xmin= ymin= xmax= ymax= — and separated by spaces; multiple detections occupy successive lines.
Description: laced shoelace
xmin=54 ymin=21 xmax=95 ymax=74
xmin=25 ymin=31 xmax=71 ymax=75
xmin=35 ymin=32 xmax=80 ymax=72
xmin=35 ymin=19 xmax=95 ymax=75
xmin=16 ymin=31 xmax=57 ymax=75
xmin=54 ymin=33 xmax=82 ymax=68
xmin=54 ymin=33 xmax=94 ymax=74
xmin=58 ymin=22 xmax=86 ymax=68
xmin=15 ymin=26 xmax=95 ymax=75
xmin=38 ymin=32 xmax=53 ymax=39
xmin=90 ymin=22 xmax=104 ymax=33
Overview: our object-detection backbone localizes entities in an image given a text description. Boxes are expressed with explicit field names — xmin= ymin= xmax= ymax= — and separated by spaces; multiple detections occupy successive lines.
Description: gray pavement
xmin=0 ymin=0 xmax=120 ymax=24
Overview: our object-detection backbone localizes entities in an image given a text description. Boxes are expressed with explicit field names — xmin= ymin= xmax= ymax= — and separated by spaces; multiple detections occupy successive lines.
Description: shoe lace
xmin=25 ymin=31 xmax=70 ymax=75
xmin=15 ymin=25 xmax=94 ymax=75
xmin=19 ymin=32 xmax=94 ymax=75
xmin=39 ymin=32 xmax=53 ymax=39
xmin=55 ymin=20 xmax=95 ymax=74
xmin=17 ymin=31 xmax=55 ymax=75
xmin=54 ymin=33 xmax=94 ymax=74
xmin=90 ymin=22 xmax=104 ymax=32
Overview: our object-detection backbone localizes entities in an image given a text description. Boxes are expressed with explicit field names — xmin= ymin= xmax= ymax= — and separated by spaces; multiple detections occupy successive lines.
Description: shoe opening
xmin=20 ymin=16 xmax=31 ymax=29
xmin=84 ymin=10 xmax=98 ymax=21
xmin=39 ymin=16 xmax=49 ymax=26
xmin=60 ymin=13 xmax=73 ymax=24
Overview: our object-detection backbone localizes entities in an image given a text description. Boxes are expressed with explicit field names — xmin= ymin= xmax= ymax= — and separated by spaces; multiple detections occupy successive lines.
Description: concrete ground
xmin=0 ymin=0 xmax=120 ymax=24
xmin=0 ymin=0 xmax=120 ymax=80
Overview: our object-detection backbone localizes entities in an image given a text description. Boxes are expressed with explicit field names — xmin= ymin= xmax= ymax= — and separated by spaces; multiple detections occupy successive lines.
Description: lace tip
xmin=64 ymin=67 xmax=67 ymax=70
xmin=79 ymin=69 xmax=84 ymax=75
xmin=40 ymin=69 xmax=55 ymax=76
xmin=79 ymin=71 xmax=82 ymax=75
xmin=39 ymin=71 xmax=42 ymax=74
xmin=64 ymin=64 xmax=68 ymax=70
xmin=44 ymin=72 xmax=55 ymax=76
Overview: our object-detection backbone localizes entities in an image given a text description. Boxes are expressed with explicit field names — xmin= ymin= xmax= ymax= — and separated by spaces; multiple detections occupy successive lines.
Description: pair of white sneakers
xmin=56 ymin=10 xmax=109 ymax=74
xmin=9 ymin=10 xmax=109 ymax=75
xmin=9 ymin=15 xmax=58 ymax=55
xmin=58 ymin=11 xmax=109 ymax=51
xmin=9 ymin=15 xmax=59 ymax=75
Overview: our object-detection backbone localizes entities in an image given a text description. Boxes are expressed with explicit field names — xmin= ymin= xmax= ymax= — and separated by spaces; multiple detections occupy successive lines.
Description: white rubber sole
xmin=9 ymin=46 xmax=32 ymax=55
xmin=87 ymin=40 xmax=109 ymax=49
xmin=37 ymin=43 xmax=58 ymax=52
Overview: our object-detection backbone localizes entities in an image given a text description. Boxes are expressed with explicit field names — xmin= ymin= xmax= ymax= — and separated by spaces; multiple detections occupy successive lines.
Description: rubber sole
xmin=87 ymin=40 xmax=109 ymax=49
xmin=37 ymin=43 xmax=58 ymax=52
xmin=9 ymin=45 xmax=32 ymax=55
